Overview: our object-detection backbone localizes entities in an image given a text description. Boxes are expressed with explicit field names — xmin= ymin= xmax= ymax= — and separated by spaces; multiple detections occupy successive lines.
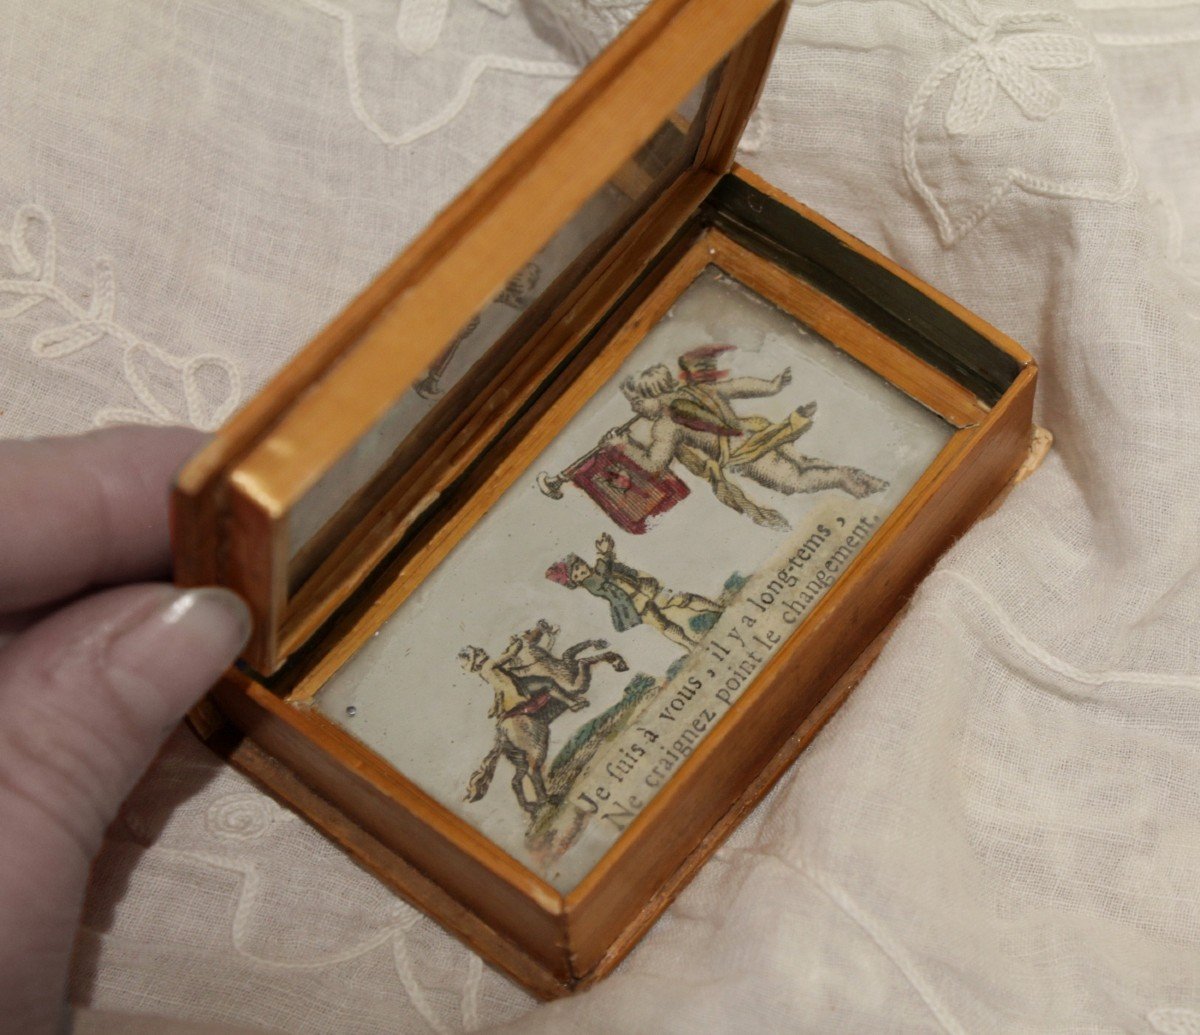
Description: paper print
xmin=316 ymin=266 xmax=953 ymax=891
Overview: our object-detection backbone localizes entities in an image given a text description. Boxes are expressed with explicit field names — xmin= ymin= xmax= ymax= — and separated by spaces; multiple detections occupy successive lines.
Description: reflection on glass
xmin=315 ymin=265 xmax=954 ymax=891
xmin=287 ymin=76 xmax=714 ymax=591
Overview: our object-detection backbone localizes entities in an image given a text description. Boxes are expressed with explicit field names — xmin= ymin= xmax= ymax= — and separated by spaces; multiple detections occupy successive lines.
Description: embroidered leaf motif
xmin=87 ymin=258 xmax=116 ymax=322
xmin=0 ymin=280 xmax=43 ymax=319
xmin=395 ymin=0 xmax=448 ymax=55
xmin=0 ymin=201 xmax=244 ymax=428
xmin=122 ymin=342 xmax=179 ymax=422
xmin=945 ymin=53 xmax=998 ymax=136
xmin=988 ymin=48 xmax=1060 ymax=120
xmin=182 ymin=353 xmax=241 ymax=430
xmin=903 ymin=4 xmax=1133 ymax=245
xmin=94 ymin=406 xmax=163 ymax=428
xmin=31 ymin=321 xmax=104 ymax=358
xmin=8 ymin=205 xmax=55 ymax=280
xmin=998 ymin=32 xmax=1092 ymax=71
xmin=116 ymin=341 xmax=241 ymax=431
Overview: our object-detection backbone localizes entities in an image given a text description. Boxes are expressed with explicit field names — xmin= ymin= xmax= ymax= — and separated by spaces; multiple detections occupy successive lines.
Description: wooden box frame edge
xmin=201 ymin=601 xmax=906 ymax=999
xmin=195 ymin=401 xmax=1048 ymax=998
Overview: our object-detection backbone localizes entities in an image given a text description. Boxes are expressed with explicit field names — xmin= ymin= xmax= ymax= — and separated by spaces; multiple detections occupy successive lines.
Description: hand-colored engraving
xmin=536 ymin=434 xmax=692 ymax=534
xmin=538 ymin=345 xmax=888 ymax=530
xmin=461 ymin=620 xmax=626 ymax=818
xmin=546 ymin=532 xmax=722 ymax=650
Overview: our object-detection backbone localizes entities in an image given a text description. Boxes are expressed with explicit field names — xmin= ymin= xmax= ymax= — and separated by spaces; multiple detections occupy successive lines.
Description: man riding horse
xmin=461 ymin=624 xmax=626 ymax=816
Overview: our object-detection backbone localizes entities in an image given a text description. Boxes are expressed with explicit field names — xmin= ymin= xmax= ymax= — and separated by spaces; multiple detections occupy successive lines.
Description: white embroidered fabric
xmin=3 ymin=0 xmax=1197 ymax=1031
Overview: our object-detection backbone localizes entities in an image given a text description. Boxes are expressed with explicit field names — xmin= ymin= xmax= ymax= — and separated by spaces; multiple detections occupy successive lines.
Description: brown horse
xmin=511 ymin=619 xmax=628 ymax=694
xmin=461 ymin=625 xmax=626 ymax=816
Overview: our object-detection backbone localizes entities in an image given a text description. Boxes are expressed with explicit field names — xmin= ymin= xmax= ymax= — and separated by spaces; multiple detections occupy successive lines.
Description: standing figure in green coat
xmin=546 ymin=533 xmax=722 ymax=650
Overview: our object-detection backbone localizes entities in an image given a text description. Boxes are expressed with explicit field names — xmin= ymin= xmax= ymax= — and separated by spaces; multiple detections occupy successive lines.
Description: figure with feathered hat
xmin=546 ymin=532 xmax=722 ymax=650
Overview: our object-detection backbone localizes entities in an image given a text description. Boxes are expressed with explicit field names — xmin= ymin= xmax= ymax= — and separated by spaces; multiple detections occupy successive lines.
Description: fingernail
xmin=109 ymin=587 xmax=252 ymax=692
xmin=161 ymin=588 xmax=253 ymax=653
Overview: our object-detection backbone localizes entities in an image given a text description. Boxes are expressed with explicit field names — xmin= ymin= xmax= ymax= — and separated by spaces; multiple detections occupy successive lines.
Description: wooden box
xmin=173 ymin=0 xmax=1040 ymax=997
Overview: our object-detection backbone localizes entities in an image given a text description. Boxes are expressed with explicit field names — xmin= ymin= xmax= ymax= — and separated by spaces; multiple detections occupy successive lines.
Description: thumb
xmin=0 ymin=583 xmax=249 ymax=1031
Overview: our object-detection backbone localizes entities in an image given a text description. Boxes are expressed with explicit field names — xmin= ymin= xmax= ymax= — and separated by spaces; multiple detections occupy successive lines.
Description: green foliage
xmin=549 ymin=673 xmax=656 ymax=779
xmin=664 ymin=654 xmax=689 ymax=681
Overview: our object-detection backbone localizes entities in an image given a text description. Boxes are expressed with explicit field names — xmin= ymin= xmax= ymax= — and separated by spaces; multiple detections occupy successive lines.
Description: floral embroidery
xmin=396 ymin=0 xmax=518 ymax=55
xmin=1147 ymin=190 xmax=1200 ymax=317
xmin=300 ymin=0 xmax=576 ymax=147
xmin=395 ymin=0 xmax=451 ymax=54
xmin=205 ymin=793 xmax=295 ymax=842
xmin=940 ymin=17 xmax=1091 ymax=136
xmin=740 ymin=107 xmax=768 ymax=156
xmin=94 ymin=735 xmax=491 ymax=1031
xmin=0 ymin=204 xmax=242 ymax=430
xmin=1150 ymin=1007 xmax=1200 ymax=1035
xmin=903 ymin=0 xmax=1136 ymax=244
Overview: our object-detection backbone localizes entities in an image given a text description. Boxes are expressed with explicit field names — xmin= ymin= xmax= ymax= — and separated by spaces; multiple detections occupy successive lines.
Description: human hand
xmin=771 ymin=367 xmax=793 ymax=394
xmin=0 ymin=427 xmax=250 ymax=1033
xmin=595 ymin=532 xmax=614 ymax=556
xmin=602 ymin=426 xmax=628 ymax=445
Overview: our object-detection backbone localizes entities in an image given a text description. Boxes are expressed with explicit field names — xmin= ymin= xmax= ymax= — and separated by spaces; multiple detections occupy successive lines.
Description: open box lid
xmin=173 ymin=0 xmax=790 ymax=676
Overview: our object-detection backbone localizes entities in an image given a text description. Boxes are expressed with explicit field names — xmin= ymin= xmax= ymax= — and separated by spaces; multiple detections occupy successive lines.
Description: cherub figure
xmin=608 ymin=346 xmax=887 ymax=529
xmin=546 ymin=532 xmax=722 ymax=650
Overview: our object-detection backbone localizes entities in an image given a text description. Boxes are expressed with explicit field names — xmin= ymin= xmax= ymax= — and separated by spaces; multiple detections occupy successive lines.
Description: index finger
xmin=0 ymin=426 xmax=203 ymax=611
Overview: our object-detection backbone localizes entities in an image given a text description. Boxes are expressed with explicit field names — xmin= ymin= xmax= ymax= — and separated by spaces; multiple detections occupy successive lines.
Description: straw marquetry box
xmin=174 ymin=0 xmax=1041 ymax=996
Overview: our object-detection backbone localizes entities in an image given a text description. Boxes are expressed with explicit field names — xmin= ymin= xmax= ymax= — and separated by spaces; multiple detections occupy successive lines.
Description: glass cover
xmin=314 ymin=266 xmax=953 ymax=891
xmin=286 ymin=81 xmax=711 ymax=591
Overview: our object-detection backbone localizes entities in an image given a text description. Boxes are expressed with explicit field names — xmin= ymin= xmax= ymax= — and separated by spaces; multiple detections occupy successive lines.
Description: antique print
xmin=539 ymin=345 xmax=888 ymax=534
xmin=316 ymin=266 xmax=953 ymax=891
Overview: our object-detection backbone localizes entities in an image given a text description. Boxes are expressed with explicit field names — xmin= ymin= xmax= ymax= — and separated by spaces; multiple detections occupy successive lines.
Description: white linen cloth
xmin=2 ymin=0 xmax=1197 ymax=1031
